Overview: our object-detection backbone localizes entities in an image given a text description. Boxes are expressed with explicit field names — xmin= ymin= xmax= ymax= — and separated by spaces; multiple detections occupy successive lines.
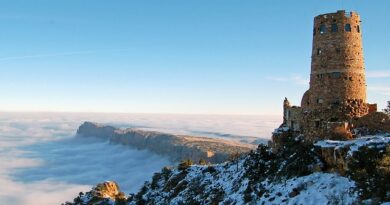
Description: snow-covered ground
xmin=315 ymin=134 xmax=390 ymax=156
xmin=0 ymin=112 xmax=280 ymax=205
xmin=259 ymin=172 xmax=358 ymax=205
xmin=133 ymin=156 xmax=359 ymax=205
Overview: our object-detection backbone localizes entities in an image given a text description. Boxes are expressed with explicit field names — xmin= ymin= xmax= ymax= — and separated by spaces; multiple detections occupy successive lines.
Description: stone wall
xmin=284 ymin=107 xmax=302 ymax=132
xmin=308 ymin=10 xmax=366 ymax=114
xmin=354 ymin=112 xmax=390 ymax=133
xmin=297 ymin=10 xmax=372 ymax=140
xmin=279 ymin=11 xmax=378 ymax=142
xmin=283 ymin=98 xmax=303 ymax=132
xmin=300 ymin=101 xmax=369 ymax=141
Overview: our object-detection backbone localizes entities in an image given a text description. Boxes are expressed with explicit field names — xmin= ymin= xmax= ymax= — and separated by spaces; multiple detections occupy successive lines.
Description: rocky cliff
xmin=67 ymin=181 xmax=126 ymax=205
xmin=77 ymin=122 xmax=255 ymax=164
xmin=65 ymin=129 xmax=390 ymax=205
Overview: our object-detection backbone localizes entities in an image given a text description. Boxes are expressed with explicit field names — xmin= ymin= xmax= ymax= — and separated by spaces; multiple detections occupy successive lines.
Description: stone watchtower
xmin=303 ymin=10 xmax=367 ymax=114
xmin=282 ymin=11 xmax=377 ymax=140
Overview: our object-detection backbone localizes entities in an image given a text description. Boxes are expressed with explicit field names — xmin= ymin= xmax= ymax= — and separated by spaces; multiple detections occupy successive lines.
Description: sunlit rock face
xmin=91 ymin=181 xmax=126 ymax=200
xmin=66 ymin=125 xmax=390 ymax=205
xmin=314 ymin=135 xmax=390 ymax=174
xmin=77 ymin=122 xmax=255 ymax=163
xmin=65 ymin=181 xmax=127 ymax=205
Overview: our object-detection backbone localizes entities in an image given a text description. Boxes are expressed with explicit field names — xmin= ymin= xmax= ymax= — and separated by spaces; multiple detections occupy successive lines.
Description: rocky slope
xmin=65 ymin=129 xmax=390 ymax=205
xmin=77 ymin=122 xmax=255 ymax=163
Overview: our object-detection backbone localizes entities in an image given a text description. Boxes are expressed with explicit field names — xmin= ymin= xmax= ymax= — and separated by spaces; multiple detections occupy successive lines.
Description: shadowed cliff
xmin=77 ymin=122 xmax=255 ymax=164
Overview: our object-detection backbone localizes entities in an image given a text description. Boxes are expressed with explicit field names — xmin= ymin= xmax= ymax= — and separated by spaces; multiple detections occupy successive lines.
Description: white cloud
xmin=368 ymin=86 xmax=390 ymax=96
xmin=0 ymin=177 xmax=91 ymax=205
xmin=266 ymin=75 xmax=309 ymax=85
xmin=0 ymin=48 xmax=134 ymax=62
xmin=366 ymin=70 xmax=390 ymax=78
xmin=0 ymin=112 xmax=280 ymax=205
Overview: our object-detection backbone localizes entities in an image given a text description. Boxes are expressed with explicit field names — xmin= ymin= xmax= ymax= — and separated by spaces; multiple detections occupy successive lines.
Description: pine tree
xmin=384 ymin=101 xmax=390 ymax=115
xmin=198 ymin=159 xmax=207 ymax=165
xmin=178 ymin=159 xmax=193 ymax=171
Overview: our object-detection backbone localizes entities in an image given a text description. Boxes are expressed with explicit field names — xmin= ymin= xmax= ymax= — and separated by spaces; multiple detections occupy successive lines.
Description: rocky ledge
xmin=76 ymin=122 xmax=255 ymax=163
xmin=64 ymin=131 xmax=390 ymax=205
xmin=66 ymin=181 xmax=126 ymax=205
xmin=314 ymin=134 xmax=390 ymax=174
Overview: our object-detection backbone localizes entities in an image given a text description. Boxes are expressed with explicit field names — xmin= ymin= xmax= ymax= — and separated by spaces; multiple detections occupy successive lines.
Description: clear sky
xmin=0 ymin=0 xmax=389 ymax=115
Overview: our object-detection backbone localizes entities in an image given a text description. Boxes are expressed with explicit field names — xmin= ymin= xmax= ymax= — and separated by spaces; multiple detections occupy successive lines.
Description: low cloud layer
xmin=0 ymin=112 xmax=280 ymax=205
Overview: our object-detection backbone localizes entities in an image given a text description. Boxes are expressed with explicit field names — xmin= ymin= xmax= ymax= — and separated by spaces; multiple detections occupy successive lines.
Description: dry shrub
xmin=329 ymin=126 xmax=353 ymax=140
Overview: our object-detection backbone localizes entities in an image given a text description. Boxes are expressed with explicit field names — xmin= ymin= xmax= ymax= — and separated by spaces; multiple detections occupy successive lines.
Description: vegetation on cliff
xmin=384 ymin=101 xmax=390 ymax=115
xmin=77 ymin=122 xmax=254 ymax=164
xmin=64 ymin=129 xmax=390 ymax=205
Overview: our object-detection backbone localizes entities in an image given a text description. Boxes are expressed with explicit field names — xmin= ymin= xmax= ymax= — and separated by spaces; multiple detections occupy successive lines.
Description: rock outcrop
xmin=314 ymin=134 xmax=390 ymax=174
xmin=65 ymin=132 xmax=390 ymax=205
xmin=92 ymin=181 xmax=125 ymax=200
xmin=77 ymin=122 xmax=255 ymax=163
xmin=64 ymin=181 xmax=127 ymax=205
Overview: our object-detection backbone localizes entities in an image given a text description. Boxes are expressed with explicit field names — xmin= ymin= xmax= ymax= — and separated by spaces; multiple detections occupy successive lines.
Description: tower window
xmin=345 ymin=24 xmax=352 ymax=32
xmin=319 ymin=24 xmax=326 ymax=34
xmin=317 ymin=48 xmax=322 ymax=56
xmin=331 ymin=72 xmax=341 ymax=78
xmin=332 ymin=98 xmax=341 ymax=105
xmin=317 ymin=74 xmax=324 ymax=79
xmin=315 ymin=121 xmax=321 ymax=128
xmin=331 ymin=24 xmax=338 ymax=32
xmin=313 ymin=28 xmax=316 ymax=36
xmin=290 ymin=121 xmax=295 ymax=130
xmin=357 ymin=25 xmax=360 ymax=33
xmin=336 ymin=48 xmax=341 ymax=53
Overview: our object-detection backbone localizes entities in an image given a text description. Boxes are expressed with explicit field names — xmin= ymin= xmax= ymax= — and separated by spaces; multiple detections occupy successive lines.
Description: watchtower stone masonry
xmin=281 ymin=10 xmax=378 ymax=141
xmin=305 ymin=10 xmax=366 ymax=112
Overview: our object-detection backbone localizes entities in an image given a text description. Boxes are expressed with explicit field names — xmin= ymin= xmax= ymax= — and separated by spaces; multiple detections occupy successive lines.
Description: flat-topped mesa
xmin=77 ymin=122 xmax=254 ymax=163
xmin=278 ymin=10 xmax=382 ymax=142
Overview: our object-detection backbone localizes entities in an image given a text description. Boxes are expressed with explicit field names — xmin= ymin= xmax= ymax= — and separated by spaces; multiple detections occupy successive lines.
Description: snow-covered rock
xmin=65 ymin=132 xmax=390 ymax=205
xmin=314 ymin=134 xmax=390 ymax=173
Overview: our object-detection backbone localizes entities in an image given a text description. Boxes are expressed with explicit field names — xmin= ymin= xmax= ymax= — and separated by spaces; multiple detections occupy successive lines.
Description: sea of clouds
xmin=0 ymin=112 xmax=280 ymax=205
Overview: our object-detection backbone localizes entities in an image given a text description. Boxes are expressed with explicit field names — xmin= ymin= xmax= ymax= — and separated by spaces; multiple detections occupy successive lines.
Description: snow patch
xmin=273 ymin=126 xmax=289 ymax=135
xmin=314 ymin=134 xmax=390 ymax=156
xmin=259 ymin=172 xmax=358 ymax=205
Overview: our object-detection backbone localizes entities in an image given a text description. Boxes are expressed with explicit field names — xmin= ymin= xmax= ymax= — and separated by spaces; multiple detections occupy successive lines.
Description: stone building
xmin=283 ymin=10 xmax=378 ymax=140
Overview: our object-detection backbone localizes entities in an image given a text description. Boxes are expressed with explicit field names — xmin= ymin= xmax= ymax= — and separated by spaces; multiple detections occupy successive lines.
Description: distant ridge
xmin=77 ymin=121 xmax=255 ymax=163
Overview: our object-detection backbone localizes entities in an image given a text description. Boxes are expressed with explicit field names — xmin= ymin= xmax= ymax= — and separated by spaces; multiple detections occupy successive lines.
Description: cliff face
xmin=77 ymin=122 xmax=255 ymax=163
xmin=64 ymin=132 xmax=390 ymax=205
xmin=77 ymin=122 xmax=117 ymax=138
xmin=67 ymin=123 xmax=390 ymax=205
xmin=66 ymin=181 xmax=126 ymax=205
xmin=90 ymin=181 xmax=125 ymax=201
xmin=314 ymin=135 xmax=390 ymax=174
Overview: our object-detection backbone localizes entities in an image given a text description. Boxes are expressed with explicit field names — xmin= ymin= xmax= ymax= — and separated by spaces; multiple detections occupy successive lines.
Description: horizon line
xmin=0 ymin=109 xmax=282 ymax=117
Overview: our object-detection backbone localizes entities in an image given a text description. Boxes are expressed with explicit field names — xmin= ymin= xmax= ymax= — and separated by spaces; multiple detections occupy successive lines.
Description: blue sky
xmin=0 ymin=0 xmax=389 ymax=115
